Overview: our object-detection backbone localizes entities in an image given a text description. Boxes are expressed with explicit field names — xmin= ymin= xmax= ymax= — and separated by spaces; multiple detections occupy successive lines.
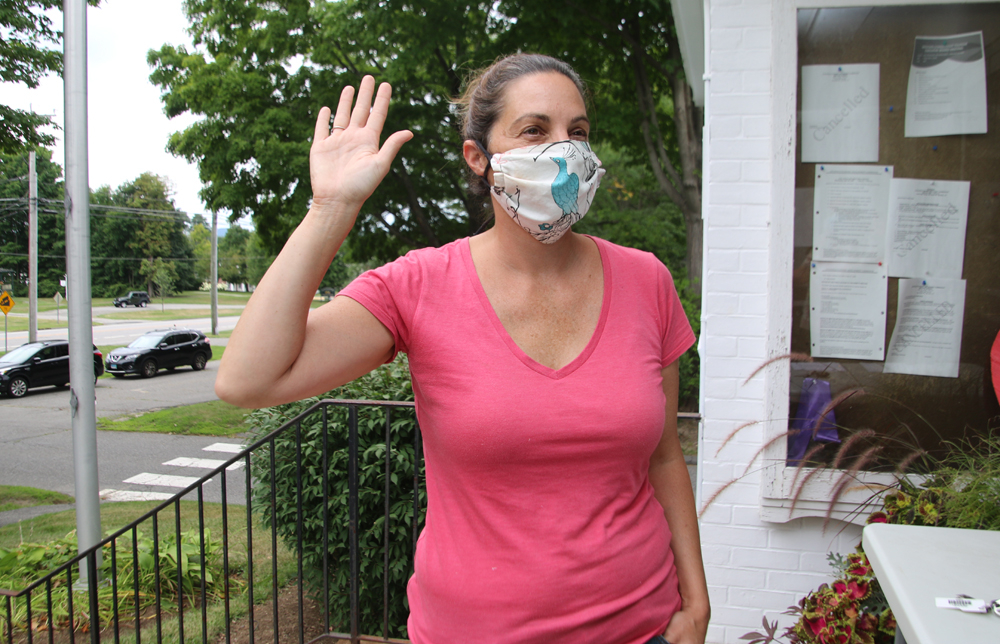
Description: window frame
xmin=763 ymin=0 xmax=995 ymax=523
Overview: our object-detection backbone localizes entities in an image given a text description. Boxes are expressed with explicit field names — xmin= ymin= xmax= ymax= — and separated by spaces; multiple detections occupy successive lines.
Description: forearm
xmin=215 ymin=202 xmax=356 ymax=406
xmin=650 ymin=456 xmax=710 ymax=620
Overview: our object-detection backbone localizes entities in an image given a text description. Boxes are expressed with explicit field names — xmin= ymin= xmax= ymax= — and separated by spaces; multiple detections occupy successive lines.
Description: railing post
xmin=383 ymin=408 xmax=392 ymax=639
xmin=413 ymin=422 xmax=422 ymax=570
xmin=348 ymin=405 xmax=360 ymax=644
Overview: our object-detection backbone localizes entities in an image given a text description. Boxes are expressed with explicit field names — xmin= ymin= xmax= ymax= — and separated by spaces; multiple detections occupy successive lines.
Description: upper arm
xmin=221 ymin=295 xmax=395 ymax=408
xmin=651 ymin=360 xmax=684 ymax=467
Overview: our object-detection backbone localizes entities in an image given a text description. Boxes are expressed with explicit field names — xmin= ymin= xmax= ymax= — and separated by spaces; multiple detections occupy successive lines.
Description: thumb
xmin=378 ymin=130 xmax=414 ymax=165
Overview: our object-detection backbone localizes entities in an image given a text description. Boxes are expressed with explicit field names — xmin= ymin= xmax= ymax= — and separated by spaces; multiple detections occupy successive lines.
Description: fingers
xmin=333 ymin=84 xmax=355 ymax=129
xmin=366 ymin=82 xmax=392 ymax=133
xmin=350 ymin=75 xmax=376 ymax=127
xmin=378 ymin=129 xmax=414 ymax=165
xmin=314 ymin=106 xmax=332 ymax=144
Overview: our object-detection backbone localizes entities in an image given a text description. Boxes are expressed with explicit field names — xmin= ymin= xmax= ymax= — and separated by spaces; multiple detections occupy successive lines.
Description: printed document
xmin=801 ymin=64 xmax=880 ymax=162
xmin=810 ymin=262 xmax=888 ymax=361
xmin=884 ymin=278 xmax=966 ymax=378
xmin=905 ymin=32 xmax=988 ymax=137
xmin=887 ymin=178 xmax=969 ymax=279
xmin=813 ymin=164 xmax=893 ymax=263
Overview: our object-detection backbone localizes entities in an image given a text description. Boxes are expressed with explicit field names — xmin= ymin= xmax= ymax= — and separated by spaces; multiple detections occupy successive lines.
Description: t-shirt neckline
xmin=461 ymin=235 xmax=613 ymax=380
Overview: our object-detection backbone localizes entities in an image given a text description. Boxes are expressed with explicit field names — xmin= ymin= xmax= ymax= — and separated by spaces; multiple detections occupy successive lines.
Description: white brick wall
xmin=697 ymin=1 xmax=865 ymax=641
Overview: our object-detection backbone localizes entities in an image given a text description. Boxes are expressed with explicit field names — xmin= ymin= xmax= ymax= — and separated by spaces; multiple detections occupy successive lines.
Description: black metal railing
xmin=2 ymin=403 xmax=700 ymax=644
xmin=0 ymin=399 xmax=422 ymax=644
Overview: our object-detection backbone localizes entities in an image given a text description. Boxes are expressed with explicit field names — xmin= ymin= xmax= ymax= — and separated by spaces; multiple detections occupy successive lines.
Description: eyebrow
xmin=511 ymin=113 xmax=591 ymax=127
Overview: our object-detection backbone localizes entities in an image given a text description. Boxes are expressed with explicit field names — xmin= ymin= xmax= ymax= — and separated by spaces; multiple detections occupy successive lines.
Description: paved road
xmin=0 ymin=360 xmax=250 ymax=525
xmin=3 ymin=303 xmax=243 ymax=349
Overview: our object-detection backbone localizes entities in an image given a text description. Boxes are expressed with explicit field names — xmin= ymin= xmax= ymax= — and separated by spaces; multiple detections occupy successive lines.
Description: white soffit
xmin=669 ymin=0 xmax=705 ymax=106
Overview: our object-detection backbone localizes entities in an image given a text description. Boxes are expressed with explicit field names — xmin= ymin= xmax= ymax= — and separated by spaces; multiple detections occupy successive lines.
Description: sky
xmin=3 ymin=0 xmax=239 ymax=227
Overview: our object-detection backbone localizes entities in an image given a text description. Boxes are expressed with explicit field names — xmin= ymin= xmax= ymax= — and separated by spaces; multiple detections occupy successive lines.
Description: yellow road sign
xmin=0 ymin=291 xmax=13 ymax=315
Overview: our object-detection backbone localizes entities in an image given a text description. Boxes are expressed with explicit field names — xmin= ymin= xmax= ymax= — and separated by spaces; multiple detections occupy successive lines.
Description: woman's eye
xmin=523 ymin=126 xmax=542 ymax=136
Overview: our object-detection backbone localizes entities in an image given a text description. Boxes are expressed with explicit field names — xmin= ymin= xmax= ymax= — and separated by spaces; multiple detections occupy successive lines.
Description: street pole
xmin=211 ymin=211 xmax=218 ymax=335
xmin=28 ymin=151 xmax=38 ymax=343
xmin=64 ymin=0 xmax=101 ymax=585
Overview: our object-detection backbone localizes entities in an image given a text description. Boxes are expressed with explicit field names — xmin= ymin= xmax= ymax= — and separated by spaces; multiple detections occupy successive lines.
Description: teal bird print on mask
xmin=550 ymin=157 xmax=579 ymax=217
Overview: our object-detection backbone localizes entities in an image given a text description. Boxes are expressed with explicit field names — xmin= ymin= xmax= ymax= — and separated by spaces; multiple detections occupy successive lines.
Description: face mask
xmin=479 ymin=140 xmax=605 ymax=244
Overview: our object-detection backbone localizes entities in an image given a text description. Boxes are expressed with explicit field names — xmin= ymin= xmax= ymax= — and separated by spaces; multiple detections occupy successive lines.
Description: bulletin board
xmin=790 ymin=3 xmax=1000 ymax=467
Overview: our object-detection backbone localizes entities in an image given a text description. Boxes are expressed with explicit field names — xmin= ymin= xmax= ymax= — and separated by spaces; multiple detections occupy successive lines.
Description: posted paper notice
xmin=802 ymin=64 xmax=880 ymax=163
xmin=885 ymin=278 xmax=966 ymax=378
xmin=905 ymin=32 xmax=988 ymax=137
xmin=813 ymin=164 xmax=893 ymax=263
xmin=810 ymin=262 xmax=888 ymax=360
xmin=887 ymin=178 xmax=969 ymax=279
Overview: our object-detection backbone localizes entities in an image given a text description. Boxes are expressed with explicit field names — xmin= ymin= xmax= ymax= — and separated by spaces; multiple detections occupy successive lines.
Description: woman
xmin=217 ymin=53 xmax=709 ymax=644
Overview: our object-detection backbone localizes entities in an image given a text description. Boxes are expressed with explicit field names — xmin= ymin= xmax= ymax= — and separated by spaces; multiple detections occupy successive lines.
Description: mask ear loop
xmin=474 ymin=140 xmax=493 ymax=190
xmin=472 ymin=140 xmax=496 ymax=235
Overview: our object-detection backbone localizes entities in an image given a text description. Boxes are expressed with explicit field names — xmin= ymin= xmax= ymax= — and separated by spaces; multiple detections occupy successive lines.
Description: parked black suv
xmin=105 ymin=328 xmax=211 ymax=378
xmin=0 ymin=340 xmax=104 ymax=398
xmin=112 ymin=291 xmax=150 ymax=308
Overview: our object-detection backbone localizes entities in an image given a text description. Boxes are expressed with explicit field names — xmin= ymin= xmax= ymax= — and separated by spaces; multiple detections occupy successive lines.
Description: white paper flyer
xmin=809 ymin=262 xmax=888 ymax=361
xmin=904 ymin=32 xmax=988 ymax=137
xmin=884 ymin=278 xmax=966 ymax=378
xmin=813 ymin=164 xmax=893 ymax=263
xmin=887 ymin=178 xmax=969 ymax=279
xmin=801 ymin=64 xmax=880 ymax=162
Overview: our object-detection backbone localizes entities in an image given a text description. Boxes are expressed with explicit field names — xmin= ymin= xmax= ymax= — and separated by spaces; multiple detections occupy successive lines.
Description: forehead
xmin=497 ymin=72 xmax=587 ymax=121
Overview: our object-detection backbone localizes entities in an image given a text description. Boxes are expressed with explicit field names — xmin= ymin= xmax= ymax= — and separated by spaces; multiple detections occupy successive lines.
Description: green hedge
xmin=244 ymin=356 xmax=422 ymax=638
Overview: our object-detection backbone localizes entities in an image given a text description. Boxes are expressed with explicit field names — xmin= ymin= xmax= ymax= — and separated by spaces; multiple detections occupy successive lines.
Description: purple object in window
xmin=788 ymin=378 xmax=841 ymax=465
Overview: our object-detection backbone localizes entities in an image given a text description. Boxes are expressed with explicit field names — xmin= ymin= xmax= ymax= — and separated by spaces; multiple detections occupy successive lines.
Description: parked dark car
xmin=105 ymin=329 xmax=211 ymax=378
xmin=0 ymin=340 xmax=104 ymax=398
xmin=112 ymin=291 xmax=150 ymax=308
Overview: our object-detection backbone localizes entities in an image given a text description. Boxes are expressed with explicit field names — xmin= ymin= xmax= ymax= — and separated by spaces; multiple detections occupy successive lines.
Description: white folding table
xmin=863 ymin=523 xmax=1000 ymax=644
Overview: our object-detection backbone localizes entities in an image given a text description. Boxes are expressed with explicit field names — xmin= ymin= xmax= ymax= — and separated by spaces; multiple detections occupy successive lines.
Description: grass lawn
xmin=0 ymin=486 xmax=74 ymax=513
xmin=0 ymin=315 xmax=68 ymax=333
xmin=163 ymin=290 xmax=253 ymax=306
xmin=0 ymin=501 xmax=296 ymax=644
xmin=97 ymin=399 xmax=249 ymax=436
xmin=98 ymin=308 xmax=243 ymax=321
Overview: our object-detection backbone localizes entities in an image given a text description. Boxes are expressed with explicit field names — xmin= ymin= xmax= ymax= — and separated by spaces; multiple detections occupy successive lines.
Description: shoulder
xmin=587 ymin=235 xmax=675 ymax=281
xmin=379 ymin=238 xmax=467 ymax=272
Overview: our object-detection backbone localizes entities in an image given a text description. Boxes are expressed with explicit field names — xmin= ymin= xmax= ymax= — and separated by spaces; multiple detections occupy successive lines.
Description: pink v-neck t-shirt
xmin=339 ymin=236 xmax=696 ymax=644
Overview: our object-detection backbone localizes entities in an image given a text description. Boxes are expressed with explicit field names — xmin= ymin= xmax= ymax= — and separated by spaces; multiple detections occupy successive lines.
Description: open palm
xmin=310 ymin=75 xmax=413 ymax=211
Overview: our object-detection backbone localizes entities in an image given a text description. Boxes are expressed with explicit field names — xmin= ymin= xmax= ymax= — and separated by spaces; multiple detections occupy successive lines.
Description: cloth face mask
xmin=483 ymin=140 xmax=605 ymax=244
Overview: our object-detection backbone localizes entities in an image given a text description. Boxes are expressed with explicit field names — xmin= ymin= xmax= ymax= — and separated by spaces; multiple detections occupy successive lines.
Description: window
xmin=764 ymin=0 xmax=1000 ymax=522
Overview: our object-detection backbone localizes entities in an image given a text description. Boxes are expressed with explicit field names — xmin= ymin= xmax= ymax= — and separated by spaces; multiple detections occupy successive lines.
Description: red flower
xmin=866 ymin=511 xmax=888 ymax=524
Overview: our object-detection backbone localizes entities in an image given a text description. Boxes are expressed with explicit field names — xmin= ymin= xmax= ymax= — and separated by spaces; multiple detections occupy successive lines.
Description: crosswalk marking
xmin=203 ymin=442 xmax=244 ymax=454
xmin=163 ymin=456 xmax=243 ymax=470
xmin=100 ymin=489 xmax=174 ymax=502
xmin=123 ymin=473 xmax=210 ymax=488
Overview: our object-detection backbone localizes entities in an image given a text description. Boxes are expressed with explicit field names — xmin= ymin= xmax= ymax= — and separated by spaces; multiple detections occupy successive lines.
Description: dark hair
xmin=455 ymin=53 xmax=589 ymax=200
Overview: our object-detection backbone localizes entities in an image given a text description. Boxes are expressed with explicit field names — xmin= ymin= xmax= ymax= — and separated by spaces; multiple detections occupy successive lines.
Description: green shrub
xmin=244 ymin=356 xmax=423 ymax=638
xmin=0 ymin=528 xmax=225 ymax=634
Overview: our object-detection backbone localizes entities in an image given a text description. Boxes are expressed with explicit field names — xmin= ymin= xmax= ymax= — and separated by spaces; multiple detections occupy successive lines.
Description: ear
xmin=462 ymin=140 xmax=489 ymax=177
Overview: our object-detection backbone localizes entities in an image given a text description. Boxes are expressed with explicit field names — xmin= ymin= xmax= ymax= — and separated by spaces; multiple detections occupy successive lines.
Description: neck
xmin=476 ymin=203 xmax=587 ymax=276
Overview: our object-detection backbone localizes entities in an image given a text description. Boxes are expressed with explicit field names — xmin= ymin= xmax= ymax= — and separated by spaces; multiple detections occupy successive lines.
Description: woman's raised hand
xmin=310 ymin=75 xmax=413 ymax=214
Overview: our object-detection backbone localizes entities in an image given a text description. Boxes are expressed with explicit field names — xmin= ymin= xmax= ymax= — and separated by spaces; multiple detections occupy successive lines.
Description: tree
xmin=0 ymin=147 xmax=65 ymax=297
xmin=0 ymin=0 xmax=99 ymax=152
xmin=497 ymin=0 xmax=703 ymax=290
xmin=90 ymin=172 xmax=200 ymax=296
xmin=217 ymin=224 xmax=250 ymax=289
xmin=149 ymin=0 xmax=701 ymax=289
xmin=148 ymin=0 xmax=508 ymax=261
xmin=188 ymin=220 xmax=211 ymax=286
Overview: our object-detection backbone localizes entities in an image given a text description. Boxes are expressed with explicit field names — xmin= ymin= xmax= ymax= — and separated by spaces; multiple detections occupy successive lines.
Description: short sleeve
xmin=338 ymin=252 xmax=425 ymax=359
xmin=656 ymin=261 xmax=696 ymax=368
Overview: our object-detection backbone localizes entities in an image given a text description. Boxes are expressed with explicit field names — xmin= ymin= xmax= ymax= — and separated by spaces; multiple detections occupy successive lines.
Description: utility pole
xmin=28 ymin=151 xmax=38 ymax=343
xmin=64 ymin=0 xmax=101 ymax=586
xmin=211 ymin=211 xmax=218 ymax=335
